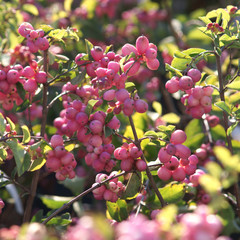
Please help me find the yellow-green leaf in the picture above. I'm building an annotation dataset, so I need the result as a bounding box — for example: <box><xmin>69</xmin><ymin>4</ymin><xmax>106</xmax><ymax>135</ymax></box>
<box><xmin>22</xmin><ymin>4</ymin><xmax>39</xmax><ymax>16</ymax></box>
<box><xmin>162</xmin><ymin>113</ymin><xmax>180</xmax><ymax>124</ymax></box>
<box><xmin>29</xmin><ymin>158</ymin><xmax>46</xmax><ymax>172</ymax></box>
<box><xmin>21</xmin><ymin>125</ymin><xmax>31</xmax><ymax>144</ymax></box>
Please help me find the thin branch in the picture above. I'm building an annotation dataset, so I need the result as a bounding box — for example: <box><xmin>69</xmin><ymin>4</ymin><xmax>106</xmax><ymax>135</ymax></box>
<box><xmin>215</xmin><ymin>52</ymin><xmax>240</xmax><ymax>218</ymax></box>
<box><xmin>128</xmin><ymin>116</ymin><xmax>166</xmax><ymax>207</ymax></box>
<box><xmin>42</xmin><ymin>171</ymin><xmax>127</xmax><ymax>224</ymax></box>
<box><xmin>47</xmin><ymin>91</ymin><xmax>70</xmax><ymax>109</ymax></box>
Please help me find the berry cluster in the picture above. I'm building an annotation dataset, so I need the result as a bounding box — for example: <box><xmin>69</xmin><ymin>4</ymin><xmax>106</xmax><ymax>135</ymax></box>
<box><xmin>45</xmin><ymin>135</ymin><xmax>77</xmax><ymax>180</ymax></box>
<box><xmin>22</xmin><ymin>61</ymin><xmax>47</xmax><ymax>92</ymax></box>
<box><xmin>165</xmin><ymin>68</ymin><xmax>214</xmax><ymax>119</ymax></box>
<box><xmin>205</xmin><ymin>114</ymin><xmax>220</xmax><ymax>127</ymax></box>
<box><xmin>114</xmin><ymin>142</ymin><xmax>147</xmax><ymax>172</ymax></box>
<box><xmin>122</xmin><ymin>35</ymin><xmax>160</xmax><ymax>72</ymax></box>
<box><xmin>157</xmin><ymin>130</ymin><xmax>198</xmax><ymax>181</ymax></box>
<box><xmin>103</xmin><ymin>88</ymin><xmax>148</xmax><ymax>116</ymax></box>
<box><xmin>179</xmin><ymin>205</ymin><xmax>222</xmax><ymax>240</ymax></box>
<box><xmin>207</xmin><ymin>22</ymin><xmax>224</xmax><ymax>33</ymax></box>
<box><xmin>195</xmin><ymin>140</ymin><xmax>225</xmax><ymax>166</ymax></box>
<box><xmin>92</xmin><ymin>172</ymin><xmax>125</xmax><ymax>202</ymax></box>
<box><xmin>18</xmin><ymin>22</ymin><xmax>49</xmax><ymax>53</ymax></box>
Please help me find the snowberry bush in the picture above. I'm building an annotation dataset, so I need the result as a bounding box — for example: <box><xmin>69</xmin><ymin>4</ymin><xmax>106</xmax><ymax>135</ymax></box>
<box><xmin>0</xmin><ymin>1</ymin><xmax>240</xmax><ymax>240</ymax></box>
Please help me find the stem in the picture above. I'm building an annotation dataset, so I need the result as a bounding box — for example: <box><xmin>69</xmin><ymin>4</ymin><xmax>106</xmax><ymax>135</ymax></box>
<box><xmin>23</xmin><ymin>50</ymin><xmax>49</xmax><ymax>223</ymax></box>
<box><xmin>128</xmin><ymin>116</ymin><xmax>166</xmax><ymax>207</ymax></box>
<box><xmin>47</xmin><ymin>91</ymin><xmax>70</xmax><ymax>110</ymax></box>
<box><xmin>42</xmin><ymin>171</ymin><xmax>127</xmax><ymax>224</ymax></box>
<box><xmin>215</xmin><ymin>53</ymin><xmax>240</xmax><ymax>218</ymax></box>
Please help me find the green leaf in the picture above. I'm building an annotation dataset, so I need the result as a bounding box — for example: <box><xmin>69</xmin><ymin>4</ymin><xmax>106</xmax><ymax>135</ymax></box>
<box><xmin>184</xmin><ymin>133</ymin><xmax>205</xmax><ymax>151</ymax></box>
<box><xmin>227</xmin><ymin>122</ymin><xmax>238</xmax><ymax>136</ymax></box>
<box><xmin>165</xmin><ymin>63</ymin><xmax>182</xmax><ymax>77</ymax></box>
<box><xmin>106</xmin><ymin>199</ymin><xmax>128</xmax><ymax>222</ymax></box>
<box><xmin>104</xmin><ymin>45</ymin><xmax>113</xmax><ymax>53</ymax></box>
<box><xmin>121</xmin><ymin>172</ymin><xmax>141</xmax><ymax>200</ymax></box>
<box><xmin>16</xmin><ymin>82</ymin><xmax>26</xmax><ymax>101</ymax></box>
<box><xmin>162</xmin><ymin>113</ymin><xmax>180</xmax><ymax>124</ymax></box>
<box><xmin>61</xmin><ymin>177</ymin><xmax>85</xmax><ymax>195</ymax></box>
<box><xmin>29</xmin><ymin>158</ymin><xmax>46</xmax><ymax>172</ymax></box>
<box><xmin>21</xmin><ymin>125</ymin><xmax>31</xmax><ymax>144</ymax></box>
<box><xmin>6</xmin><ymin>117</ymin><xmax>15</xmax><ymax>131</ymax></box>
<box><xmin>45</xmin><ymin>212</ymin><xmax>71</xmax><ymax>226</ymax></box>
<box><xmin>182</xmin><ymin>48</ymin><xmax>207</xmax><ymax>57</ymax></box>
<box><xmin>105</xmin><ymin>112</ymin><xmax>114</xmax><ymax>124</ymax></box>
<box><xmin>29</xmin><ymin>141</ymin><xmax>42</xmax><ymax>151</ymax></box>
<box><xmin>214</xmin><ymin>146</ymin><xmax>240</xmax><ymax>172</ymax></box>
<box><xmin>125</xmin><ymin>82</ymin><xmax>136</xmax><ymax>92</ymax></box>
<box><xmin>22</xmin><ymin>4</ymin><xmax>39</xmax><ymax>16</ymax></box>
<box><xmin>199</xmin><ymin>174</ymin><xmax>221</xmax><ymax>193</ymax></box>
<box><xmin>104</xmin><ymin>126</ymin><xmax>113</xmax><ymax>138</ymax></box>
<box><xmin>227</xmin><ymin>79</ymin><xmax>240</xmax><ymax>90</ymax></box>
<box><xmin>49</xmin><ymin>29</ymin><xmax>66</xmax><ymax>40</ymax></box>
<box><xmin>6</xmin><ymin>139</ymin><xmax>31</xmax><ymax>176</ymax></box>
<box><xmin>171</xmin><ymin>58</ymin><xmax>191</xmax><ymax>71</ymax></box>
<box><xmin>210</xmin><ymin>124</ymin><xmax>226</xmax><ymax>140</ymax></box>
<box><xmin>64</xmin><ymin>28</ymin><xmax>79</xmax><ymax>41</ymax></box>
<box><xmin>71</xmin><ymin>70</ymin><xmax>86</xmax><ymax>85</ymax></box>
<box><xmin>85</xmin><ymin>99</ymin><xmax>99</xmax><ymax>116</ymax></box>
<box><xmin>85</xmin><ymin>39</ymin><xmax>94</xmax><ymax>56</ymax></box>
<box><xmin>157</xmin><ymin>125</ymin><xmax>176</xmax><ymax>138</ymax></box>
<box><xmin>0</xmin><ymin>148</ymin><xmax>8</xmax><ymax>161</ymax></box>
<box><xmin>65</xmin><ymin>143</ymin><xmax>75</xmax><ymax>152</ymax></box>
<box><xmin>39</xmin><ymin>25</ymin><xmax>53</xmax><ymax>33</ymax></box>
<box><xmin>31</xmin><ymin>209</ymin><xmax>44</xmax><ymax>223</ymax></box>
<box><xmin>40</xmin><ymin>195</ymin><xmax>72</xmax><ymax>209</ymax></box>
<box><xmin>0</xmin><ymin>113</ymin><xmax>6</xmax><ymax>135</ymax></box>
<box><xmin>152</xmin><ymin>101</ymin><xmax>162</xmax><ymax>115</ymax></box>
<box><xmin>16</xmin><ymin>99</ymin><xmax>30</xmax><ymax>112</ymax></box>
<box><xmin>144</xmin><ymin>131</ymin><xmax>158</xmax><ymax>139</ymax></box>
<box><xmin>214</xmin><ymin>101</ymin><xmax>232</xmax><ymax>116</ymax></box>
<box><xmin>158</xmin><ymin>183</ymin><xmax>185</xmax><ymax>204</ymax></box>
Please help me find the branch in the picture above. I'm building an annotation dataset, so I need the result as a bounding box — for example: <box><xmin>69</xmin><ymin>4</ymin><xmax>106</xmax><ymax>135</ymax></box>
<box><xmin>215</xmin><ymin>52</ymin><xmax>240</xmax><ymax>218</ymax></box>
<box><xmin>128</xmin><ymin>116</ymin><xmax>166</xmax><ymax>207</ymax></box>
<box><xmin>42</xmin><ymin>171</ymin><xmax>127</xmax><ymax>224</ymax></box>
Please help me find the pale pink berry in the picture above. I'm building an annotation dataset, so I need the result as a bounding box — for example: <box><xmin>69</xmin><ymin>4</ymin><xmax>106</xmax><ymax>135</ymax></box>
<box><xmin>145</xmin><ymin>48</ymin><xmax>157</xmax><ymax>59</ymax></box>
<box><xmin>165</xmin><ymin>78</ymin><xmax>179</xmax><ymax>93</ymax></box>
<box><xmin>136</xmin><ymin>36</ymin><xmax>149</xmax><ymax>54</ymax></box>
<box><xmin>107</xmin><ymin>116</ymin><xmax>120</xmax><ymax>130</ymax></box>
<box><xmin>0</xmin><ymin>70</ymin><xmax>6</xmax><ymax>81</ymax></box>
<box><xmin>179</xmin><ymin>76</ymin><xmax>193</xmax><ymax>91</ymax></box>
<box><xmin>166</xmin><ymin>143</ymin><xmax>176</xmax><ymax>155</ymax></box>
<box><xmin>35</xmin><ymin>71</ymin><xmax>47</xmax><ymax>83</ymax></box>
<box><xmin>46</xmin><ymin>157</ymin><xmax>61</xmax><ymax>172</ymax></box>
<box><xmin>123</xmin><ymin>60</ymin><xmax>140</xmax><ymax>76</ymax></box>
<box><xmin>157</xmin><ymin>166</ymin><xmax>172</xmax><ymax>181</ymax></box>
<box><xmin>54</xmin><ymin>145</ymin><xmax>67</xmax><ymax>158</ymax></box>
<box><xmin>165</xmin><ymin>156</ymin><xmax>179</xmax><ymax>171</ymax></box>
<box><xmin>35</xmin><ymin>37</ymin><xmax>49</xmax><ymax>51</ymax></box>
<box><xmin>190</xmin><ymin>105</ymin><xmax>205</xmax><ymax>119</ymax></box>
<box><xmin>188</xmin><ymin>154</ymin><xmax>198</xmax><ymax>165</ymax></box>
<box><xmin>136</xmin><ymin>159</ymin><xmax>147</xmax><ymax>171</ymax></box>
<box><xmin>203</xmin><ymin>86</ymin><xmax>213</xmax><ymax>96</ymax></box>
<box><xmin>103</xmin><ymin>89</ymin><xmax>116</xmax><ymax>101</ymax></box>
<box><xmin>115</xmin><ymin>89</ymin><xmax>129</xmax><ymax>103</ymax></box>
<box><xmin>61</xmin><ymin>152</ymin><xmax>74</xmax><ymax>165</ymax></box>
<box><xmin>120</xmin><ymin>159</ymin><xmax>133</xmax><ymax>171</ymax></box>
<box><xmin>108</xmin><ymin>61</ymin><xmax>120</xmax><ymax>73</ymax></box>
<box><xmin>75</xmin><ymin>53</ymin><xmax>88</xmax><ymax>65</ymax></box>
<box><xmin>206</xmin><ymin>115</ymin><xmax>220</xmax><ymax>127</ymax></box>
<box><xmin>183</xmin><ymin>164</ymin><xmax>197</xmax><ymax>175</ymax></box>
<box><xmin>91</xmin><ymin>46</ymin><xmax>104</xmax><ymax>61</ymax></box>
<box><xmin>23</xmin><ymin>79</ymin><xmax>38</xmax><ymax>92</ymax></box>
<box><xmin>158</xmin><ymin>147</ymin><xmax>172</xmax><ymax>163</ymax></box>
<box><xmin>121</xmin><ymin>43</ymin><xmax>138</xmax><ymax>56</ymax></box>
<box><xmin>23</xmin><ymin>66</ymin><xmax>35</xmax><ymax>78</ymax></box>
<box><xmin>75</xmin><ymin>112</ymin><xmax>88</xmax><ymax>126</ymax></box>
<box><xmin>89</xmin><ymin>120</ymin><xmax>103</xmax><ymax>134</ymax></box>
<box><xmin>146</xmin><ymin>58</ymin><xmax>160</xmax><ymax>70</ymax></box>
<box><xmin>18</xmin><ymin>22</ymin><xmax>34</xmax><ymax>37</ymax></box>
<box><xmin>27</xmin><ymin>40</ymin><xmax>38</xmax><ymax>53</ymax></box>
<box><xmin>187</xmin><ymin>95</ymin><xmax>199</xmax><ymax>107</ymax></box>
<box><xmin>103</xmin><ymin>189</ymin><xmax>113</xmax><ymax>201</ymax></box>
<box><xmin>175</xmin><ymin>144</ymin><xmax>191</xmax><ymax>159</ymax></box>
<box><xmin>134</xmin><ymin>99</ymin><xmax>148</xmax><ymax>113</ymax></box>
<box><xmin>50</xmin><ymin>135</ymin><xmax>64</xmax><ymax>148</ymax></box>
<box><xmin>7</xmin><ymin>69</ymin><xmax>20</xmax><ymax>84</ymax></box>
<box><xmin>88</xmin><ymin>135</ymin><xmax>103</xmax><ymax>147</ymax></box>
<box><xmin>170</xmin><ymin>130</ymin><xmax>187</xmax><ymax>144</ymax></box>
<box><xmin>187</xmin><ymin>68</ymin><xmax>201</xmax><ymax>83</ymax></box>
<box><xmin>172</xmin><ymin>167</ymin><xmax>186</xmax><ymax>181</ymax></box>
<box><xmin>192</xmin><ymin>86</ymin><xmax>204</xmax><ymax>99</ymax></box>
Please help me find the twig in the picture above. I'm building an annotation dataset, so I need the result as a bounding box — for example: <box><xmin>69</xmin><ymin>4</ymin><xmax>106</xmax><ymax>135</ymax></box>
<box><xmin>215</xmin><ymin>52</ymin><xmax>240</xmax><ymax>218</ymax></box>
<box><xmin>128</xmin><ymin>116</ymin><xmax>166</xmax><ymax>207</ymax></box>
<box><xmin>23</xmin><ymin>50</ymin><xmax>49</xmax><ymax>223</ymax></box>
<box><xmin>42</xmin><ymin>171</ymin><xmax>127</xmax><ymax>224</ymax></box>
<box><xmin>47</xmin><ymin>91</ymin><xmax>70</xmax><ymax>109</ymax></box>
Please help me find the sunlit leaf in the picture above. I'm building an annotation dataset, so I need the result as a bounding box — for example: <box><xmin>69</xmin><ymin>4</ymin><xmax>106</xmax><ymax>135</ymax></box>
<box><xmin>21</xmin><ymin>125</ymin><xmax>31</xmax><ymax>144</ymax></box>
<box><xmin>40</xmin><ymin>195</ymin><xmax>72</xmax><ymax>209</ymax></box>
<box><xmin>29</xmin><ymin>158</ymin><xmax>46</xmax><ymax>172</ymax></box>
<box><xmin>22</xmin><ymin>4</ymin><xmax>39</xmax><ymax>16</ymax></box>
<box><xmin>106</xmin><ymin>199</ymin><xmax>128</xmax><ymax>222</ymax></box>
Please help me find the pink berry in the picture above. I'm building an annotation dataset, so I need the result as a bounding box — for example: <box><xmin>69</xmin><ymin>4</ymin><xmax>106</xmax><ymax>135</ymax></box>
<box><xmin>91</xmin><ymin>46</ymin><xmax>104</xmax><ymax>61</ymax></box>
<box><xmin>23</xmin><ymin>79</ymin><xmax>38</xmax><ymax>92</ymax></box>
<box><xmin>123</xmin><ymin>60</ymin><xmax>140</xmax><ymax>76</ymax></box>
<box><xmin>107</xmin><ymin>116</ymin><xmax>120</xmax><ymax>130</ymax></box>
<box><xmin>103</xmin><ymin>89</ymin><xmax>116</xmax><ymax>101</ymax></box>
<box><xmin>115</xmin><ymin>89</ymin><xmax>129</xmax><ymax>103</ymax></box>
<box><xmin>35</xmin><ymin>37</ymin><xmax>49</xmax><ymax>51</ymax></box>
<box><xmin>134</xmin><ymin>99</ymin><xmax>148</xmax><ymax>113</ymax></box>
<box><xmin>0</xmin><ymin>70</ymin><xmax>6</xmax><ymax>81</ymax></box>
<box><xmin>75</xmin><ymin>112</ymin><xmax>89</xmax><ymax>126</ymax></box>
<box><xmin>145</xmin><ymin>48</ymin><xmax>157</xmax><ymax>59</ymax></box>
<box><xmin>89</xmin><ymin>120</ymin><xmax>103</xmax><ymax>134</ymax></box>
<box><xmin>157</xmin><ymin>166</ymin><xmax>172</xmax><ymax>181</ymax></box>
<box><xmin>172</xmin><ymin>167</ymin><xmax>186</xmax><ymax>181</ymax></box>
<box><xmin>166</xmin><ymin>143</ymin><xmax>176</xmax><ymax>155</ymax></box>
<box><xmin>35</xmin><ymin>71</ymin><xmax>47</xmax><ymax>83</ymax></box>
<box><xmin>136</xmin><ymin>36</ymin><xmax>149</xmax><ymax>54</ymax></box>
<box><xmin>170</xmin><ymin>130</ymin><xmax>187</xmax><ymax>144</ymax></box>
<box><xmin>146</xmin><ymin>58</ymin><xmax>160</xmax><ymax>70</ymax></box>
<box><xmin>175</xmin><ymin>144</ymin><xmax>191</xmax><ymax>159</ymax></box>
<box><xmin>121</xmin><ymin>43</ymin><xmax>138</xmax><ymax>56</ymax></box>
<box><xmin>136</xmin><ymin>159</ymin><xmax>147</xmax><ymax>171</ymax></box>
<box><xmin>7</xmin><ymin>69</ymin><xmax>20</xmax><ymax>84</ymax></box>
<box><xmin>187</xmin><ymin>69</ymin><xmax>201</xmax><ymax>83</ymax></box>
<box><xmin>179</xmin><ymin>76</ymin><xmax>193</xmax><ymax>91</ymax></box>
<box><xmin>165</xmin><ymin>78</ymin><xmax>179</xmax><ymax>93</ymax></box>
<box><xmin>18</xmin><ymin>22</ymin><xmax>34</xmax><ymax>37</ymax></box>
<box><xmin>50</xmin><ymin>135</ymin><xmax>64</xmax><ymax>148</ymax></box>
<box><xmin>158</xmin><ymin>147</ymin><xmax>172</xmax><ymax>163</ymax></box>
